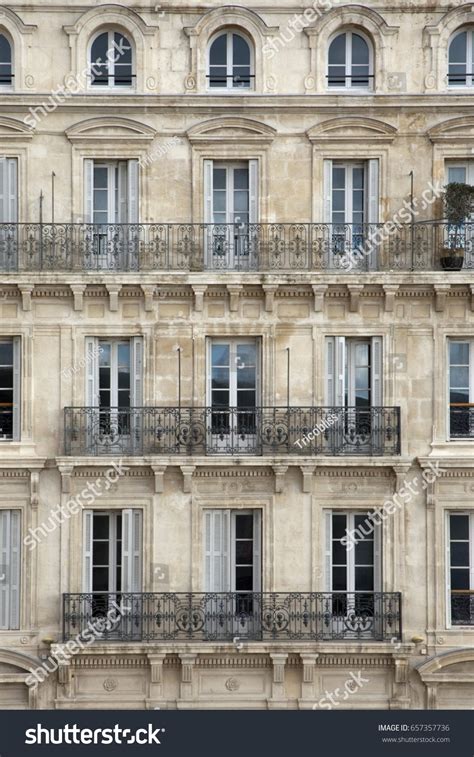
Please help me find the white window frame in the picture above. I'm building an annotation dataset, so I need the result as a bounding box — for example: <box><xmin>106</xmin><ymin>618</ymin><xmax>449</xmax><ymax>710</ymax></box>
<box><xmin>88</xmin><ymin>29</ymin><xmax>135</xmax><ymax>91</ymax></box>
<box><xmin>331</xmin><ymin>161</ymin><xmax>366</xmax><ymax>225</ymax></box>
<box><xmin>0</xmin><ymin>32</ymin><xmax>13</xmax><ymax>90</ymax></box>
<box><xmin>327</xmin><ymin>29</ymin><xmax>374</xmax><ymax>92</ymax></box>
<box><xmin>207</xmin><ymin>29</ymin><xmax>254</xmax><ymax>92</ymax></box>
<box><xmin>85</xmin><ymin>336</ymin><xmax>143</xmax><ymax>408</ymax></box>
<box><xmin>326</xmin><ymin>336</ymin><xmax>382</xmax><ymax>407</ymax></box>
<box><xmin>83</xmin><ymin>508</ymin><xmax>142</xmax><ymax>594</ymax></box>
<box><xmin>445</xmin><ymin>161</ymin><xmax>474</xmax><ymax>187</ymax></box>
<box><xmin>204</xmin><ymin>508</ymin><xmax>262</xmax><ymax>593</ymax></box>
<box><xmin>447</xmin><ymin>338</ymin><xmax>474</xmax><ymax>441</ymax></box>
<box><xmin>206</xmin><ymin>337</ymin><xmax>260</xmax><ymax>409</ymax></box>
<box><xmin>448</xmin><ymin>28</ymin><xmax>474</xmax><ymax>88</ymax></box>
<box><xmin>325</xmin><ymin>510</ymin><xmax>382</xmax><ymax>593</ymax></box>
<box><xmin>0</xmin><ymin>337</ymin><xmax>20</xmax><ymax>442</ymax></box>
<box><xmin>446</xmin><ymin>511</ymin><xmax>474</xmax><ymax>627</ymax></box>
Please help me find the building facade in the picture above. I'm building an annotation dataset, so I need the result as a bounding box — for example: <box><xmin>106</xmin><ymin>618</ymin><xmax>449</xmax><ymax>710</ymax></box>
<box><xmin>0</xmin><ymin>0</ymin><xmax>473</xmax><ymax>710</ymax></box>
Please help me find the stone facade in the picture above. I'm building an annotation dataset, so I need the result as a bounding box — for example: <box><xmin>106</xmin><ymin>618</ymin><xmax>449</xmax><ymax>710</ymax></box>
<box><xmin>0</xmin><ymin>0</ymin><xmax>473</xmax><ymax>710</ymax></box>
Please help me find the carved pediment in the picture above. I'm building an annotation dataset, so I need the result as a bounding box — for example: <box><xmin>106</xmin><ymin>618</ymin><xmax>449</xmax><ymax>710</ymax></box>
<box><xmin>418</xmin><ymin>650</ymin><xmax>474</xmax><ymax>682</ymax></box>
<box><xmin>0</xmin><ymin>116</ymin><xmax>34</xmax><ymax>139</ymax></box>
<box><xmin>187</xmin><ymin>117</ymin><xmax>276</xmax><ymax>145</ymax></box>
<box><xmin>429</xmin><ymin>116</ymin><xmax>474</xmax><ymax>143</ymax></box>
<box><xmin>307</xmin><ymin>117</ymin><xmax>397</xmax><ymax>144</ymax></box>
<box><xmin>66</xmin><ymin>117</ymin><xmax>156</xmax><ymax>143</ymax></box>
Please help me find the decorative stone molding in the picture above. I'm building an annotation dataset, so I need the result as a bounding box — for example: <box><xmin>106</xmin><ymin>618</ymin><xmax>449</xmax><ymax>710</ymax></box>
<box><xmin>304</xmin><ymin>6</ymin><xmax>399</xmax><ymax>94</ymax></box>
<box><xmin>269</xmin><ymin>653</ymin><xmax>288</xmax><ymax>703</ymax></box>
<box><xmin>179</xmin><ymin>653</ymin><xmax>197</xmax><ymax>701</ymax></box>
<box><xmin>29</xmin><ymin>470</ymin><xmax>40</xmax><ymax>509</ymax></box>
<box><xmin>423</xmin><ymin>5</ymin><xmax>474</xmax><ymax>93</ymax></box>
<box><xmin>187</xmin><ymin>117</ymin><xmax>276</xmax><ymax>146</ymax></box>
<box><xmin>183</xmin><ymin>7</ymin><xmax>279</xmax><ymax>94</ymax></box>
<box><xmin>0</xmin><ymin>9</ymin><xmax>36</xmax><ymax>92</ymax></box>
<box><xmin>63</xmin><ymin>5</ymin><xmax>159</xmax><ymax>94</ymax></box>
<box><xmin>307</xmin><ymin>117</ymin><xmax>397</xmax><ymax>145</ymax></box>
<box><xmin>66</xmin><ymin>117</ymin><xmax>156</xmax><ymax>145</ymax></box>
<box><xmin>58</xmin><ymin>465</ymin><xmax>74</xmax><ymax>495</ymax></box>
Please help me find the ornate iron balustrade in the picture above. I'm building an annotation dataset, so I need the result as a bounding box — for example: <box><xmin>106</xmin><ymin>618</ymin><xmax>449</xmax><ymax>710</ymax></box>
<box><xmin>451</xmin><ymin>591</ymin><xmax>474</xmax><ymax>625</ymax></box>
<box><xmin>63</xmin><ymin>406</ymin><xmax>401</xmax><ymax>456</ymax></box>
<box><xmin>0</xmin><ymin>221</ymin><xmax>473</xmax><ymax>272</ymax></box>
<box><xmin>63</xmin><ymin>592</ymin><xmax>402</xmax><ymax>642</ymax></box>
<box><xmin>449</xmin><ymin>405</ymin><xmax>474</xmax><ymax>439</ymax></box>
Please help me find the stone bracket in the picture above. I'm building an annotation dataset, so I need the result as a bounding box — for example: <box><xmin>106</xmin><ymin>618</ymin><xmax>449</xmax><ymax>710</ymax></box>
<box><xmin>151</xmin><ymin>465</ymin><xmax>167</xmax><ymax>493</ymax></box>
<box><xmin>263</xmin><ymin>284</ymin><xmax>278</xmax><ymax>313</ymax></box>
<box><xmin>312</xmin><ymin>285</ymin><xmax>327</xmax><ymax>313</ymax></box>
<box><xmin>383</xmin><ymin>284</ymin><xmax>399</xmax><ymax>312</ymax></box>
<box><xmin>272</xmin><ymin>465</ymin><xmax>288</xmax><ymax>493</ymax></box>
<box><xmin>58</xmin><ymin>464</ymin><xmax>74</xmax><ymax>494</ymax></box>
<box><xmin>141</xmin><ymin>285</ymin><xmax>156</xmax><ymax>312</ymax></box>
<box><xmin>18</xmin><ymin>284</ymin><xmax>34</xmax><ymax>311</ymax></box>
<box><xmin>192</xmin><ymin>285</ymin><xmax>207</xmax><ymax>312</ymax></box>
<box><xmin>300</xmin><ymin>465</ymin><xmax>315</xmax><ymax>493</ymax></box>
<box><xmin>30</xmin><ymin>470</ymin><xmax>40</xmax><ymax>509</ymax></box>
<box><xmin>227</xmin><ymin>285</ymin><xmax>242</xmax><ymax>312</ymax></box>
<box><xmin>70</xmin><ymin>285</ymin><xmax>86</xmax><ymax>312</ymax></box>
<box><xmin>347</xmin><ymin>284</ymin><xmax>364</xmax><ymax>312</ymax></box>
<box><xmin>434</xmin><ymin>284</ymin><xmax>450</xmax><ymax>312</ymax></box>
<box><xmin>180</xmin><ymin>465</ymin><xmax>195</xmax><ymax>493</ymax></box>
<box><xmin>106</xmin><ymin>284</ymin><xmax>122</xmax><ymax>312</ymax></box>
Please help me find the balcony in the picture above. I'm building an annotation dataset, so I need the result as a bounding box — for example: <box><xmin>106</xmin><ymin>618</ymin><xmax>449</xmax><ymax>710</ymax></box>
<box><xmin>63</xmin><ymin>592</ymin><xmax>402</xmax><ymax>642</ymax></box>
<box><xmin>0</xmin><ymin>221</ymin><xmax>472</xmax><ymax>272</ymax></box>
<box><xmin>63</xmin><ymin>406</ymin><xmax>401</xmax><ymax>456</ymax></box>
<box><xmin>449</xmin><ymin>405</ymin><xmax>474</xmax><ymax>439</ymax></box>
<box><xmin>451</xmin><ymin>591</ymin><xmax>474</xmax><ymax>625</ymax></box>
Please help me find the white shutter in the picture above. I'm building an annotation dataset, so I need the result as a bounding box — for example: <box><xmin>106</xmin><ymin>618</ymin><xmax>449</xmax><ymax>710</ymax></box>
<box><xmin>323</xmin><ymin>160</ymin><xmax>333</xmax><ymax>223</ymax></box>
<box><xmin>9</xmin><ymin>510</ymin><xmax>20</xmax><ymax>629</ymax></box>
<box><xmin>131</xmin><ymin>336</ymin><xmax>143</xmax><ymax>407</ymax></box>
<box><xmin>83</xmin><ymin>510</ymin><xmax>93</xmax><ymax>592</ymax></box>
<box><xmin>0</xmin><ymin>159</ymin><xmax>17</xmax><ymax>223</ymax></box>
<box><xmin>84</xmin><ymin>159</ymin><xmax>94</xmax><ymax>223</ymax></box>
<box><xmin>85</xmin><ymin>337</ymin><xmax>99</xmax><ymax>407</ymax></box>
<box><xmin>373</xmin><ymin>520</ymin><xmax>382</xmax><ymax>592</ymax></box>
<box><xmin>367</xmin><ymin>159</ymin><xmax>379</xmax><ymax>224</ymax></box>
<box><xmin>203</xmin><ymin>160</ymin><xmax>213</xmax><ymax>223</ymax></box>
<box><xmin>122</xmin><ymin>509</ymin><xmax>142</xmax><ymax>592</ymax></box>
<box><xmin>118</xmin><ymin>161</ymin><xmax>128</xmax><ymax>224</ymax></box>
<box><xmin>204</xmin><ymin>510</ymin><xmax>230</xmax><ymax>591</ymax></box>
<box><xmin>12</xmin><ymin>336</ymin><xmax>20</xmax><ymax>441</ymax></box>
<box><xmin>249</xmin><ymin>159</ymin><xmax>258</xmax><ymax>224</ymax></box>
<box><xmin>127</xmin><ymin>159</ymin><xmax>139</xmax><ymax>223</ymax></box>
<box><xmin>253</xmin><ymin>510</ymin><xmax>262</xmax><ymax>592</ymax></box>
<box><xmin>446</xmin><ymin>514</ymin><xmax>452</xmax><ymax>626</ymax></box>
<box><xmin>324</xmin><ymin>511</ymin><xmax>332</xmax><ymax>592</ymax></box>
<box><xmin>0</xmin><ymin>510</ymin><xmax>10</xmax><ymax>628</ymax></box>
<box><xmin>326</xmin><ymin>337</ymin><xmax>335</xmax><ymax>405</ymax></box>
<box><xmin>335</xmin><ymin>337</ymin><xmax>345</xmax><ymax>407</ymax></box>
<box><xmin>7</xmin><ymin>159</ymin><xmax>17</xmax><ymax>223</ymax></box>
<box><xmin>371</xmin><ymin>336</ymin><xmax>383</xmax><ymax>406</ymax></box>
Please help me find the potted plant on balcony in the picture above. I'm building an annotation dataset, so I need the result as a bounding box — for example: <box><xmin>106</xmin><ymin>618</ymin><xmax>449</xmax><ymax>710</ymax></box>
<box><xmin>440</xmin><ymin>182</ymin><xmax>474</xmax><ymax>271</ymax></box>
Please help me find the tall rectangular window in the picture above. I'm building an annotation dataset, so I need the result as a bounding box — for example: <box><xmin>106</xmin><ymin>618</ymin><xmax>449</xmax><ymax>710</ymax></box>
<box><xmin>448</xmin><ymin>340</ymin><xmax>474</xmax><ymax>438</ymax></box>
<box><xmin>449</xmin><ymin>513</ymin><xmax>474</xmax><ymax>625</ymax></box>
<box><xmin>0</xmin><ymin>338</ymin><xmax>20</xmax><ymax>441</ymax></box>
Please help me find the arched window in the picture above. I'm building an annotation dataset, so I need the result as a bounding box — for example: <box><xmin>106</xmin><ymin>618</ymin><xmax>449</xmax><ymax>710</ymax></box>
<box><xmin>0</xmin><ymin>33</ymin><xmax>12</xmax><ymax>86</ymax></box>
<box><xmin>449</xmin><ymin>29</ymin><xmax>474</xmax><ymax>87</ymax></box>
<box><xmin>89</xmin><ymin>30</ymin><xmax>134</xmax><ymax>88</ymax></box>
<box><xmin>328</xmin><ymin>31</ymin><xmax>373</xmax><ymax>90</ymax></box>
<box><xmin>208</xmin><ymin>30</ymin><xmax>253</xmax><ymax>90</ymax></box>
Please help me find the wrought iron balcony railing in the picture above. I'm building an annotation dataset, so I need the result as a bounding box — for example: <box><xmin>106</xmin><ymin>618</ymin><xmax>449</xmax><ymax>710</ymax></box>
<box><xmin>451</xmin><ymin>590</ymin><xmax>474</xmax><ymax>625</ymax></box>
<box><xmin>449</xmin><ymin>404</ymin><xmax>474</xmax><ymax>439</ymax></box>
<box><xmin>0</xmin><ymin>221</ymin><xmax>473</xmax><ymax>272</ymax></box>
<box><xmin>63</xmin><ymin>591</ymin><xmax>402</xmax><ymax>642</ymax></box>
<box><xmin>63</xmin><ymin>406</ymin><xmax>401</xmax><ymax>456</ymax></box>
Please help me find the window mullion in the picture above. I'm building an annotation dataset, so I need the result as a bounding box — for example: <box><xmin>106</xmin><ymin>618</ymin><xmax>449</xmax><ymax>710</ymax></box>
<box><xmin>227</xmin><ymin>32</ymin><xmax>232</xmax><ymax>88</ymax></box>
<box><xmin>346</xmin><ymin>33</ymin><xmax>351</xmax><ymax>87</ymax></box>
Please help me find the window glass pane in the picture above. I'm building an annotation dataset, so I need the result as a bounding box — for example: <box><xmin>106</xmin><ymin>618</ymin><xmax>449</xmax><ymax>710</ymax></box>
<box><xmin>450</xmin><ymin>366</ymin><xmax>469</xmax><ymax>388</ymax></box>
<box><xmin>329</xmin><ymin>34</ymin><xmax>346</xmax><ymax>65</ymax></box>
<box><xmin>0</xmin><ymin>342</ymin><xmax>13</xmax><ymax>365</ymax></box>
<box><xmin>332</xmin><ymin>514</ymin><xmax>347</xmax><ymax>539</ymax></box>
<box><xmin>236</xmin><ymin>514</ymin><xmax>253</xmax><ymax>538</ymax></box>
<box><xmin>355</xmin><ymin>539</ymin><xmax>374</xmax><ymax>565</ymax></box>
<box><xmin>114</xmin><ymin>33</ymin><xmax>132</xmax><ymax>64</ymax></box>
<box><xmin>233</xmin><ymin>34</ymin><xmax>250</xmax><ymax>65</ymax></box>
<box><xmin>332</xmin><ymin>540</ymin><xmax>346</xmax><ymax>565</ymax></box>
<box><xmin>448</xmin><ymin>167</ymin><xmax>467</xmax><ymax>184</ymax></box>
<box><xmin>212</xmin><ymin>344</ymin><xmax>229</xmax><ymax>365</ymax></box>
<box><xmin>450</xmin><ymin>542</ymin><xmax>470</xmax><ymax>566</ymax></box>
<box><xmin>212</xmin><ymin>367</ymin><xmax>229</xmax><ymax>390</ymax></box>
<box><xmin>352</xmin><ymin>34</ymin><xmax>369</xmax><ymax>65</ymax></box>
<box><xmin>0</xmin><ymin>35</ymin><xmax>11</xmax><ymax>63</ymax></box>
<box><xmin>93</xmin><ymin>514</ymin><xmax>109</xmax><ymax>539</ymax></box>
<box><xmin>332</xmin><ymin>566</ymin><xmax>346</xmax><ymax>591</ymax></box>
<box><xmin>93</xmin><ymin>541</ymin><xmax>109</xmax><ymax>564</ymax></box>
<box><xmin>450</xmin><ymin>514</ymin><xmax>469</xmax><ymax>540</ymax></box>
<box><xmin>235</xmin><ymin>541</ymin><xmax>253</xmax><ymax>563</ymax></box>
<box><xmin>449</xmin><ymin>32</ymin><xmax>467</xmax><ymax>63</ymax></box>
<box><xmin>450</xmin><ymin>341</ymin><xmax>469</xmax><ymax>365</ymax></box>
<box><xmin>235</xmin><ymin>566</ymin><xmax>253</xmax><ymax>591</ymax></box>
<box><xmin>210</xmin><ymin>34</ymin><xmax>227</xmax><ymax>66</ymax></box>
<box><xmin>213</xmin><ymin>168</ymin><xmax>226</xmax><ymax>190</ymax></box>
<box><xmin>451</xmin><ymin>569</ymin><xmax>470</xmax><ymax>590</ymax></box>
<box><xmin>333</xmin><ymin>166</ymin><xmax>346</xmax><ymax>189</ymax></box>
<box><xmin>237</xmin><ymin>390</ymin><xmax>256</xmax><ymax>408</ymax></box>
<box><xmin>354</xmin><ymin>566</ymin><xmax>374</xmax><ymax>591</ymax></box>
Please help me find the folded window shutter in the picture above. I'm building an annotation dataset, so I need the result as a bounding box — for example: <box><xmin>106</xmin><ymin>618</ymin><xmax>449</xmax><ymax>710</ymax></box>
<box><xmin>326</xmin><ymin>337</ymin><xmax>335</xmax><ymax>405</ymax></box>
<box><xmin>9</xmin><ymin>510</ymin><xmax>20</xmax><ymax>629</ymax></box>
<box><xmin>84</xmin><ymin>159</ymin><xmax>94</xmax><ymax>223</ymax></box>
<box><xmin>371</xmin><ymin>336</ymin><xmax>383</xmax><ymax>406</ymax></box>
<box><xmin>323</xmin><ymin>160</ymin><xmax>333</xmax><ymax>224</ymax></box>
<box><xmin>253</xmin><ymin>510</ymin><xmax>262</xmax><ymax>591</ymax></box>
<box><xmin>367</xmin><ymin>159</ymin><xmax>379</xmax><ymax>224</ymax></box>
<box><xmin>7</xmin><ymin>159</ymin><xmax>17</xmax><ymax>223</ymax></box>
<box><xmin>203</xmin><ymin>160</ymin><xmax>213</xmax><ymax>224</ymax></box>
<box><xmin>131</xmin><ymin>336</ymin><xmax>143</xmax><ymax>407</ymax></box>
<box><xmin>127</xmin><ymin>159</ymin><xmax>139</xmax><ymax>223</ymax></box>
<box><xmin>0</xmin><ymin>511</ymin><xmax>10</xmax><ymax>628</ymax></box>
<box><xmin>122</xmin><ymin>509</ymin><xmax>142</xmax><ymax>592</ymax></box>
<box><xmin>204</xmin><ymin>510</ymin><xmax>230</xmax><ymax>591</ymax></box>
<box><xmin>324</xmin><ymin>511</ymin><xmax>332</xmax><ymax>592</ymax></box>
<box><xmin>249</xmin><ymin>159</ymin><xmax>258</xmax><ymax>224</ymax></box>
<box><xmin>85</xmin><ymin>337</ymin><xmax>99</xmax><ymax>407</ymax></box>
<box><xmin>118</xmin><ymin>161</ymin><xmax>128</xmax><ymax>224</ymax></box>
<box><xmin>335</xmin><ymin>336</ymin><xmax>346</xmax><ymax>407</ymax></box>
<box><xmin>83</xmin><ymin>510</ymin><xmax>93</xmax><ymax>592</ymax></box>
